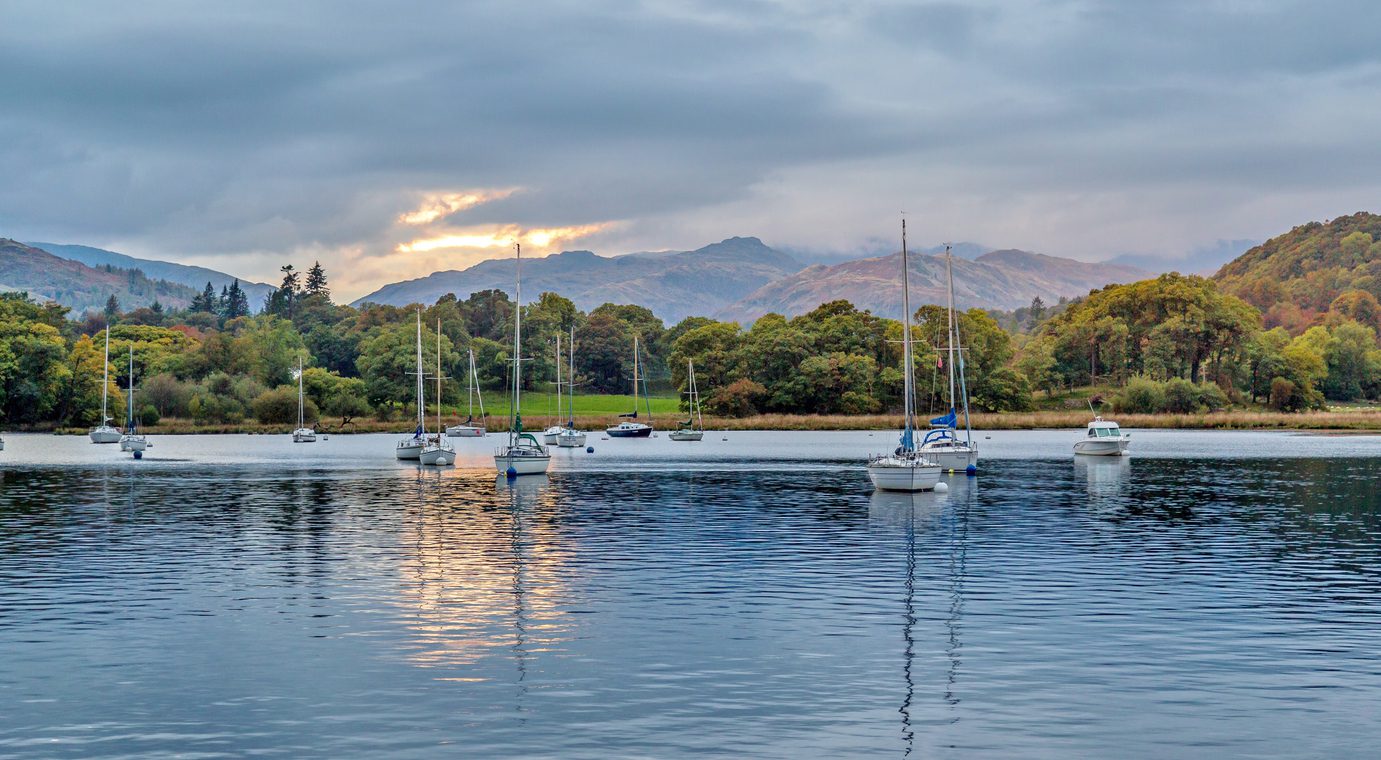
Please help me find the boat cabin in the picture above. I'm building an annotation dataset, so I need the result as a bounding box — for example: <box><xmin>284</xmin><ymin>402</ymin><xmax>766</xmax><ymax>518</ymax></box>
<box><xmin>1086</xmin><ymin>417</ymin><xmax>1124</xmax><ymax>438</ymax></box>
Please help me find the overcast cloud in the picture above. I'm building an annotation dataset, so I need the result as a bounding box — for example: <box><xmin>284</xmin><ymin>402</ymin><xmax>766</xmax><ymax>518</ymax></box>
<box><xmin>2</xmin><ymin>0</ymin><xmax>1379</xmax><ymax>299</ymax></box>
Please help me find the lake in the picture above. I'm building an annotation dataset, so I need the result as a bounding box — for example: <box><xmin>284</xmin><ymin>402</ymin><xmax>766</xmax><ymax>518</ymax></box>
<box><xmin>2</xmin><ymin>430</ymin><xmax>1380</xmax><ymax>757</ymax></box>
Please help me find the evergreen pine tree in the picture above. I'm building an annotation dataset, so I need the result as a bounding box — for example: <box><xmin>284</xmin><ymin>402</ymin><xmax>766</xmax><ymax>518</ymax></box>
<box><xmin>304</xmin><ymin>261</ymin><xmax>329</xmax><ymax>299</ymax></box>
<box><xmin>192</xmin><ymin>282</ymin><xmax>217</xmax><ymax>313</ymax></box>
<box><xmin>223</xmin><ymin>280</ymin><xmax>249</xmax><ymax>319</ymax></box>
<box><xmin>104</xmin><ymin>294</ymin><xmax>121</xmax><ymax>319</ymax></box>
<box><xmin>275</xmin><ymin>264</ymin><xmax>300</xmax><ymax>318</ymax></box>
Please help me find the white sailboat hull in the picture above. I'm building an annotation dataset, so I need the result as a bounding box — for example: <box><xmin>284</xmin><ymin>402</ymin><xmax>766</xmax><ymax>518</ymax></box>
<box><xmin>919</xmin><ymin>442</ymin><xmax>978</xmax><ymax>472</ymax></box>
<box><xmin>292</xmin><ymin>428</ymin><xmax>316</xmax><ymax>443</ymax></box>
<box><xmin>90</xmin><ymin>426</ymin><xmax>122</xmax><ymax>444</ymax></box>
<box><xmin>541</xmin><ymin>426</ymin><xmax>564</xmax><ymax>445</ymax></box>
<box><xmin>120</xmin><ymin>436</ymin><xmax>148</xmax><ymax>452</ymax></box>
<box><xmin>556</xmin><ymin>431</ymin><xmax>587</xmax><ymax>447</ymax></box>
<box><xmin>669</xmin><ymin>429</ymin><xmax>703</xmax><ymax>441</ymax></box>
<box><xmin>447</xmin><ymin>425</ymin><xmax>485</xmax><ymax>438</ymax></box>
<box><xmin>420</xmin><ymin>444</ymin><xmax>455</xmax><ymax>466</ymax></box>
<box><xmin>867</xmin><ymin>455</ymin><xmax>941</xmax><ymax>492</ymax></box>
<box><xmin>495</xmin><ymin>447</ymin><xmax>552</xmax><ymax>475</ymax></box>
<box><xmin>396</xmin><ymin>439</ymin><xmax>425</xmax><ymax>460</ymax></box>
<box><xmin>1074</xmin><ymin>438</ymin><xmax>1129</xmax><ymax>456</ymax></box>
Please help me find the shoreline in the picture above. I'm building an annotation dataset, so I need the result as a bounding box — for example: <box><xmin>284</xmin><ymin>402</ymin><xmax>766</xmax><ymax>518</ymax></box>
<box><xmin>25</xmin><ymin>410</ymin><xmax>1381</xmax><ymax>435</ymax></box>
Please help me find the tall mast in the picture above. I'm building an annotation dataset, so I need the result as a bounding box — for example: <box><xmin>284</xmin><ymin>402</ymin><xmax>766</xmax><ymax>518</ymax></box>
<box><xmin>554</xmin><ymin>333</ymin><xmax>562</xmax><ymax>425</ymax></box>
<box><xmin>944</xmin><ymin>245</ymin><xmax>957</xmax><ymax>417</ymax></box>
<box><xmin>435</xmin><ymin>319</ymin><xmax>443</xmax><ymax>439</ymax></box>
<box><xmin>467</xmin><ymin>349</ymin><xmax>475</xmax><ymax>420</ymax></box>
<box><xmin>415</xmin><ymin>309</ymin><xmax>424</xmax><ymax>431</ymax></box>
<box><xmin>297</xmin><ymin>355</ymin><xmax>304</xmax><ymax>428</ymax></box>
<box><xmin>101</xmin><ymin>326</ymin><xmax>110</xmax><ymax>424</ymax></box>
<box><xmin>511</xmin><ymin>242</ymin><xmax>523</xmax><ymax>441</ymax></box>
<box><xmin>632</xmin><ymin>335</ymin><xmax>639</xmax><ymax>413</ymax></box>
<box><xmin>568</xmin><ymin>326</ymin><xmax>576</xmax><ymax>427</ymax></box>
<box><xmin>901</xmin><ymin>219</ymin><xmax>915</xmax><ymax>450</ymax></box>
<box><xmin>127</xmin><ymin>345</ymin><xmax>135</xmax><ymax>430</ymax></box>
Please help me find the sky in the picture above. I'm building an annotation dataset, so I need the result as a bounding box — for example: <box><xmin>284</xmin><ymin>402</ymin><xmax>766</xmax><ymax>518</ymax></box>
<box><xmin>3</xmin><ymin>0</ymin><xmax>1380</xmax><ymax>301</ymax></box>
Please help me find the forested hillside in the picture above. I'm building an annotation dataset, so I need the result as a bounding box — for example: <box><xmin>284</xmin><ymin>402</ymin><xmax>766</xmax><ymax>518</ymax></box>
<box><xmin>1215</xmin><ymin>212</ymin><xmax>1381</xmax><ymax>333</ymax></box>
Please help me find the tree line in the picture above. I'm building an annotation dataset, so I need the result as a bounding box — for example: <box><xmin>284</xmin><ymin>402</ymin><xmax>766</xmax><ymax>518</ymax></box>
<box><xmin>3</xmin><ymin>263</ymin><xmax>1381</xmax><ymax>430</ymax></box>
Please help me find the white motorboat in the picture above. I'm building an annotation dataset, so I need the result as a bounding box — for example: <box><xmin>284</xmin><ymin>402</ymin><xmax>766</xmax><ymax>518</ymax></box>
<box><xmin>118</xmin><ymin>345</ymin><xmax>148</xmax><ymax>454</ymax></box>
<box><xmin>396</xmin><ymin>311</ymin><xmax>428</xmax><ymax>460</ymax></box>
<box><xmin>1074</xmin><ymin>416</ymin><xmax>1130</xmax><ymax>456</ymax></box>
<box><xmin>446</xmin><ymin>349</ymin><xmax>487</xmax><ymax>437</ymax></box>
<box><xmin>89</xmin><ymin>326</ymin><xmax>122</xmax><ymax>443</ymax></box>
<box><xmin>918</xmin><ymin>245</ymin><xmax>978</xmax><ymax>473</ymax></box>
<box><xmin>867</xmin><ymin>219</ymin><xmax>941</xmax><ymax>493</ymax></box>
<box><xmin>494</xmin><ymin>243</ymin><xmax>551</xmax><ymax>476</ymax></box>
<box><xmin>420</xmin><ymin>318</ymin><xmax>455</xmax><ymax>466</ymax></box>
<box><xmin>606</xmin><ymin>334</ymin><xmax>653</xmax><ymax>438</ymax></box>
<box><xmin>669</xmin><ymin>358</ymin><xmax>705</xmax><ymax>441</ymax></box>
<box><xmin>291</xmin><ymin>356</ymin><xmax>316</xmax><ymax>442</ymax></box>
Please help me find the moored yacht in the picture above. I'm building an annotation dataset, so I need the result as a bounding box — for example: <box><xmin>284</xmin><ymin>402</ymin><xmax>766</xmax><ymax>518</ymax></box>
<box><xmin>291</xmin><ymin>356</ymin><xmax>316</xmax><ymax>442</ymax></box>
<box><xmin>118</xmin><ymin>345</ymin><xmax>148</xmax><ymax>454</ymax></box>
<box><xmin>668</xmin><ymin>358</ymin><xmax>705</xmax><ymax>441</ymax></box>
<box><xmin>396</xmin><ymin>311</ymin><xmax>429</xmax><ymax>460</ymax></box>
<box><xmin>556</xmin><ymin>327</ymin><xmax>587</xmax><ymax>448</ymax></box>
<box><xmin>542</xmin><ymin>333</ymin><xmax>567</xmax><ymax>445</ymax></box>
<box><xmin>867</xmin><ymin>219</ymin><xmax>940</xmax><ymax>493</ymax></box>
<box><xmin>494</xmin><ymin>243</ymin><xmax>551</xmax><ymax>476</ymax></box>
<box><xmin>89</xmin><ymin>326</ymin><xmax>122</xmax><ymax>443</ymax></box>
<box><xmin>606</xmin><ymin>334</ymin><xmax>653</xmax><ymax>438</ymax></box>
<box><xmin>446</xmin><ymin>349</ymin><xmax>487</xmax><ymax>437</ymax></box>
<box><xmin>918</xmin><ymin>245</ymin><xmax>977</xmax><ymax>473</ymax></box>
<box><xmin>420</xmin><ymin>318</ymin><xmax>456</xmax><ymax>466</ymax></box>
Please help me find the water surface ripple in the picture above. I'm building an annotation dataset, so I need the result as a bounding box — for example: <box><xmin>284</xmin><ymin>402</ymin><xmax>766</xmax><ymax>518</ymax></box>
<box><xmin>1</xmin><ymin>432</ymin><xmax>1380</xmax><ymax>757</ymax></box>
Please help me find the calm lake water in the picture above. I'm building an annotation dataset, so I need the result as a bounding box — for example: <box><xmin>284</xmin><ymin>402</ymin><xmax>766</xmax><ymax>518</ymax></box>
<box><xmin>2</xmin><ymin>430</ymin><xmax>1380</xmax><ymax>757</ymax></box>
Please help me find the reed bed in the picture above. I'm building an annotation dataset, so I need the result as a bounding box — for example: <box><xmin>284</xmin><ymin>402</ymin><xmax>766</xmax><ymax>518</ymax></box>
<box><xmin>45</xmin><ymin>408</ymin><xmax>1381</xmax><ymax>435</ymax></box>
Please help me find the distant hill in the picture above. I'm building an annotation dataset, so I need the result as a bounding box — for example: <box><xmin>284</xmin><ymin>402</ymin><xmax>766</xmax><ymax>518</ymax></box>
<box><xmin>782</xmin><ymin>241</ymin><xmax>992</xmax><ymax>266</ymax></box>
<box><xmin>353</xmin><ymin>236</ymin><xmax>805</xmax><ymax>323</ymax></box>
<box><xmin>0</xmin><ymin>239</ymin><xmax>199</xmax><ymax>313</ymax></box>
<box><xmin>28</xmin><ymin>242</ymin><xmax>274</xmax><ymax>311</ymax></box>
<box><xmin>1213</xmin><ymin>212</ymin><xmax>1381</xmax><ymax>330</ymax></box>
<box><xmin>717</xmin><ymin>248</ymin><xmax>1151</xmax><ymax>322</ymax></box>
<box><xmin>1109</xmin><ymin>239</ymin><xmax>1259</xmax><ymax>275</ymax></box>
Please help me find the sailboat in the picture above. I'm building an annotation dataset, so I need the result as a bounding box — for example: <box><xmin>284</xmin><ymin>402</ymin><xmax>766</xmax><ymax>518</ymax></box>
<box><xmin>118</xmin><ymin>345</ymin><xmax>148</xmax><ymax>453</ymax></box>
<box><xmin>556</xmin><ymin>326</ymin><xmax>587</xmax><ymax>448</ymax></box>
<box><xmin>89</xmin><ymin>326</ymin><xmax>122</xmax><ymax>443</ymax></box>
<box><xmin>867</xmin><ymin>219</ymin><xmax>940</xmax><ymax>492</ymax></box>
<box><xmin>494</xmin><ymin>243</ymin><xmax>552</xmax><ymax>476</ymax></box>
<box><xmin>669</xmin><ymin>358</ymin><xmax>705</xmax><ymax>441</ymax></box>
<box><xmin>919</xmin><ymin>245</ymin><xmax>978</xmax><ymax>473</ymax></box>
<box><xmin>541</xmin><ymin>333</ymin><xmax>566</xmax><ymax>445</ymax></box>
<box><xmin>420</xmin><ymin>319</ymin><xmax>456</xmax><ymax>466</ymax></box>
<box><xmin>606</xmin><ymin>335</ymin><xmax>653</xmax><ymax>438</ymax></box>
<box><xmin>396</xmin><ymin>310</ymin><xmax>428</xmax><ymax>460</ymax></box>
<box><xmin>446</xmin><ymin>349</ymin><xmax>487</xmax><ymax>437</ymax></box>
<box><xmin>291</xmin><ymin>356</ymin><xmax>316</xmax><ymax>442</ymax></box>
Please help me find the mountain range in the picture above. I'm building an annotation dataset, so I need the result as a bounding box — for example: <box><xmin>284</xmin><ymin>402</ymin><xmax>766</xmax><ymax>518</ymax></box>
<box><xmin>717</xmin><ymin>248</ymin><xmax>1150</xmax><ymax>323</ymax></box>
<box><xmin>28</xmin><ymin>242</ymin><xmax>275</xmax><ymax>309</ymax></box>
<box><xmin>356</xmin><ymin>237</ymin><xmax>1150</xmax><ymax>322</ymax></box>
<box><xmin>353</xmin><ymin>237</ymin><xmax>805</xmax><ymax>323</ymax></box>
<box><xmin>0</xmin><ymin>239</ymin><xmax>201</xmax><ymax>313</ymax></box>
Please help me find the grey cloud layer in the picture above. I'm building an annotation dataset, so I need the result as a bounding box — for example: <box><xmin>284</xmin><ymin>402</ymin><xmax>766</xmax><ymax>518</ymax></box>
<box><xmin>2</xmin><ymin>0</ymin><xmax>1379</xmax><ymax>280</ymax></box>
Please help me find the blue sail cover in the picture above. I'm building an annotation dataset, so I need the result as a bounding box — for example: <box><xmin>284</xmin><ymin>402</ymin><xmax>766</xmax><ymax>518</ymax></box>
<box><xmin>900</xmin><ymin>428</ymin><xmax>914</xmax><ymax>451</ymax></box>
<box><xmin>930</xmin><ymin>408</ymin><xmax>957</xmax><ymax>428</ymax></box>
<box><xmin>413</xmin><ymin>423</ymin><xmax>424</xmax><ymax>439</ymax></box>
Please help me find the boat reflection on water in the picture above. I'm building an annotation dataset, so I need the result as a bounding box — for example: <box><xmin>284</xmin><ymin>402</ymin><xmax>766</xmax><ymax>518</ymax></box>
<box><xmin>1074</xmin><ymin>455</ymin><xmax>1131</xmax><ymax>512</ymax></box>
<box><xmin>394</xmin><ymin>469</ymin><xmax>569</xmax><ymax>686</ymax></box>
<box><xmin>867</xmin><ymin>474</ymin><xmax>973</xmax><ymax>756</ymax></box>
